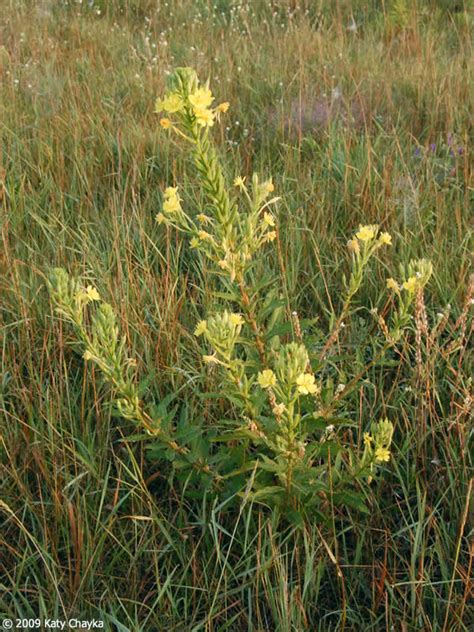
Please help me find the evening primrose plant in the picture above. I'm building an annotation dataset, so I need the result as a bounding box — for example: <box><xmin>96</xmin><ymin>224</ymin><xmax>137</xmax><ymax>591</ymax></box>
<box><xmin>47</xmin><ymin>68</ymin><xmax>433</xmax><ymax>513</ymax></box>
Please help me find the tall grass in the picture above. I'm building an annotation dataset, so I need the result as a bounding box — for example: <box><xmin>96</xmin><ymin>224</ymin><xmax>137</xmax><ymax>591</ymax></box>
<box><xmin>1</xmin><ymin>1</ymin><xmax>472</xmax><ymax>630</ymax></box>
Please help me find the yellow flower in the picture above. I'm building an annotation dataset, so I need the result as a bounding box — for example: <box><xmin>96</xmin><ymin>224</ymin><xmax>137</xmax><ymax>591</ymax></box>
<box><xmin>403</xmin><ymin>276</ymin><xmax>418</xmax><ymax>293</ymax></box>
<box><xmin>197</xmin><ymin>213</ymin><xmax>211</xmax><ymax>224</ymax></box>
<box><xmin>347</xmin><ymin>238</ymin><xmax>360</xmax><ymax>254</ymax></box>
<box><xmin>258</xmin><ymin>369</ymin><xmax>277</xmax><ymax>389</ymax></box>
<box><xmin>159</xmin><ymin>118</ymin><xmax>172</xmax><ymax>129</ymax></box>
<box><xmin>263</xmin><ymin>212</ymin><xmax>275</xmax><ymax>227</ymax></box>
<box><xmin>164</xmin><ymin>186</ymin><xmax>179</xmax><ymax>197</ymax></box>
<box><xmin>296</xmin><ymin>373</ymin><xmax>318</xmax><ymax>395</ymax></box>
<box><xmin>216</xmin><ymin>101</ymin><xmax>230</xmax><ymax>113</ymax></box>
<box><xmin>190</xmin><ymin>237</ymin><xmax>200</xmax><ymax>249</ymax></box>
<box><xmin>162</xmin><ymin>186</ymin><xmax>181</xmax><ymax>213</ymax></box>
<box><xmin>264</xmin><ymin>180</ymin><xmax>274</xmax><ymax>194</ymax></box>
<box><xmin>356</xmin><ymin>225</ymin><xmax>377</xmax><ymax>242</ymax></box>
<box><xmin>263</xmin><ymin>231</ymin><xmax>277</xmax><ymax>242</ymax></box>
<box><xmin>155</xmin><ymin>212</ymin><xmax>167</xmax><ymax>224</ymax></box>
<box><xmin>194</xmin><ymin>320</ymin><xmax>207</xmax><ymax>337</ymax></box>
<box><xmin>379</xmin><ymin>232</ymin><xmax>392</xmax><ymax>245</ymax></box>
<box><xmin>189</xmin><ymin>87</ymin><xmax>214</xmax><ymax>110</ymax></box>
<box><xmin>198</xmin><ymin>230</ymin><xmax>212</xmax><ymax>241</ymax></box>
<box><xmin>234</xmin><ymin>176</ymin><xmax>246</xmax><ymax>188</ymax></box>
<box><xmin>229</xmin><ymin>313</ymin><xmax>244</xmax><ymax>327</ymax></box>
<box><xmin>386</xmin><ymin>277</ymin><xmax>399</xmax><ymax>291</ymax></box>
<box><xmin>163</xmin><ymin>196</ymin><xmax>181</xmax><ymax>213</ymax></box>
<box><xmin>375</xmin><ymin>447</ymin><xmax>391</xmax><ymax>463</ymax></box>
<box><xmin>194</xmin><ymin>107</ymin><xmax>215</xmax><ymax>127</ymax></box>
<box><xmin>155</xmin><ymin>93</ymin><xmax>184</xmax><ymax>113</ymax></box>
<box><xmin>85</xmin><ymin>286</ymin><xmax>100</xmax><ymax>301</ymax></box>
<box><xmin>363</xmin><ymin>432</ymin><xmax>373</xmax><ymax>447</ymax></box>
<box><xmin>83</xmin><ymin>350</ymin><xmax>93</xmax><ymax>361</ymax></box>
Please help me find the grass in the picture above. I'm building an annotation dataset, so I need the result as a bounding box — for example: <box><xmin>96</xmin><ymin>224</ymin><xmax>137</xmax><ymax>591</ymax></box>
<box><xmin>0</xmin><ymin>1</ymin><xmax>472</xmax><ymax>630</ymax></box>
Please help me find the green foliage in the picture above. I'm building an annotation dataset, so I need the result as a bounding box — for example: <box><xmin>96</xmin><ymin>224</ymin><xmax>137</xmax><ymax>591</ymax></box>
<box><xmin>1</xmin><ymin>2</ymin><xmax>472</xmax><ymax>628</ymax></box>
<box><xmin>47</xmin><ymin>68</ymin><xmax>438</xmax><ymax>516</ymax></box>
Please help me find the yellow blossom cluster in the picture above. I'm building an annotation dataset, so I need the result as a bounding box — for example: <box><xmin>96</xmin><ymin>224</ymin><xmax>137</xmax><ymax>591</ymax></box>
<box><xmin>296</xmin><ymin>373</ymin><xmax>318</xmax><ymax>395</ymax></box>
<box><xmin>257</xmin><ymin>369</ymin><xmax>277</xmax><ymax>389</ymax></box>
<box><xmin>353</xmin><ymin>224</ymin><xmax>392</xmax><ymax>247</ymax></box>
<box><xmin>233</xmin><ymin>176</ymin><xmax>246</xmax><ymax>188</ymax></box>
<box><xmin>386</xmin><ymin>260</ymin><xmax>432</xmax><ymax>302</ymax></box>
<box><xmin>257</xmin><ymin>366</ymin><xmax>319</xmax><ymax>397</ymax></box>
<box><xmin>375</xmin><ymin>446</ymin><xmax>391</xmax><ymax>462</ymax></box>
<box><xmin>156</xmin><ymin>186</ymin><xmax>183</xmax><ymax>225</ymax></box>
<box><xmin>255</xmin><ymin>361</ymin><xmax>319</xmax><ymax>429</ymax></box>
<box><xmin>387</xmin><ymin>275</ymin><xmax>419</xmax><ymax>294</ymax></box>
<box><xmin>85</xmin><ymin>285</ymin><xmax>100</xmax><ymax>301</ymax></box>
<box><xmin>362</xmin><ymin>418</ymin><xmax>394</xmax><ymax>477</ymax></box>
<box><xmin>76</xmin><ymin>284</ymin><xmax>100</xmax><ymax>306</ymax></box>
<box><xmin>194</xmin><ymin>311</ymin><xmax>245</xmax><ymax>361</ymax></box>
<box><xmin>355</xmin><ymin>225</ymin><xmax>378</xmax><ymax>242</ymax></box>
<box><xmin>163</xmin><ymin>186</ymin><xmax>181</xmax><ymax>213</ymax></box>
<box><xmin>262</xmin><ymin>230</ymin><xmax>277</xmax><ymax>243</ymax></box>
<box><xmin>263</xmin><ymin>212</ymin><xmax>275</xmax><ymax>227</ymax></box>
<box><xmin>402</xmin><ymin>277</ymin><xmax>418</xmax><ymax>293</ymax></box>
<box><xmin>189</xmin><ymin>87</ymin><xmax>215</xmax><ymax>127</ymax></box>
<box><xmin>155</xmin><ymin>92</ymin><xmax>184</xmax><ymax>113</ymax></box>
<box><xmin>155</xmin><ymin>83</ymin><xmax>229</xmax><ymax>130</ymax></box>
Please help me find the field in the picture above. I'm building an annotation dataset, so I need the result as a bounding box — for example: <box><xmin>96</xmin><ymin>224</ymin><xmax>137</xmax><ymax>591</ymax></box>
<box><xmin>0</xmin><ymin>1</ymin><xmax>472</xmax><ymax>630</ymax></box>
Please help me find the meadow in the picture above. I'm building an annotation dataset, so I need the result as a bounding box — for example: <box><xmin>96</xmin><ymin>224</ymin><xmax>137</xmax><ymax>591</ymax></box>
<box><xmin>0</xmin><ymin>1</ymin><xmax>472</xmax><ymax>630</ymax></box>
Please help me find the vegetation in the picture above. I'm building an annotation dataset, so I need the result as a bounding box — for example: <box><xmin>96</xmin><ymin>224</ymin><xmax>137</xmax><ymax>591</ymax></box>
<box><xmin>1</xmin><ymin>1</ymin><xmax>472</xmax><ymax>630</ymax></box>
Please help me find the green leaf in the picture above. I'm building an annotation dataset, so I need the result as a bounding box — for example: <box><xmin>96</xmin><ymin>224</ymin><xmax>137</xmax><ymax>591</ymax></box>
<box><xmin>250</xmin><ymin>486</ymin><xmax>285</xmax><ymax>502</ymax></box>
<box><xmin>137</xmin><ymin>372</ymin><xmax>158</xmax><ymax>397</ymax></box>
<box><xmin>286</xmin><ymin>509</ymin><xmax>304</xmax><ymax>528</ymax></box>
<box><xmin>174</xmin><ymin>426</ymin><xmax>203</xmax><ymax>444</ymax></box>
<box><xmin>225</xmin><ymin>392</ymin><xmax>246</xmax><ymax>408</ymax></box>
<box><xmin>264</xmin><ymin>321</ymin><xmax>293</xmax><ymax>341</ymax></box>
<box><xmin>332</xmin><ymin>491</ymin><xmax>369</xmax><ymax>513</ymax></box>
<box><xmin>121</xmin><ymin>433</ymin><xmax>152</xmax><ymax>442</ymax></box>
<box><xmin>212</xmin><ymin>291</ymin><xmax>239</xmax><ymax>302</ymax></box>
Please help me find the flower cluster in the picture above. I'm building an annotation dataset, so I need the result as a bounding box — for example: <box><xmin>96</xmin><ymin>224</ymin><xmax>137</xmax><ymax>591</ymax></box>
<box><xmin>47</xmin><ymin>268</ymin><xmax>218</xmax><ymax>478</ymax></box>
<box><xmin>155</xmin><ymin>69</ymin><xmax>229</xmax><ymax>130</ymax></box>
<box><xmin>361</xmin><ymin>418</ymin><xmax>394</xmax><ymax>480</ymax></box>
<box><xmin>156</xmin><ymin>174</ymin><xmax>278</xmax><ymax>283</ymax></box>
<box><xmin>194</xmin><ymin>311</ymin><xmax>244</xmax><ymax>363</ymax></box>
<box><xmin>48</xmin><ymin>268</ymin><xmax>101</xmax><ymax>325</ymax></box>
<box><xmin>384</xmin><ymin>259</ymin><xmax>433</xmax><ymax>341</ymax></box>
<box><xmin>195</xmin><ymin>318</ymin><xmax>320</xmax><ymax>463</ymax></box>
<box><xmin>386</xmin><ymin>258</ymin><xmax>433</xmax><ymax>295</ymax></box>
<box><xmin>273</xmin><ymin>343</ymin><xmax>318</xmax><ymax>395</ymax></box>
<box><xmin>344</xmin><ymin>224</ymin><xmax>393</xmax><ymax>301</ymax></box>
<box><xmin>249</xmin><ymin>343</ymin><xmax>321</xmax><ymax>458</ymax></box>
<box><xmin>347</xmin><ymin>224</ymin><xmax>392</xmax><ymax>255</ymax></box>
<box><xmin>47</xmin><ymin>269</ymin><xmax>152</xmax><ymax>432</ymax></box>
<box><xmin>156</xmin><ymin>186</ymin><xmax>188</xmax><ymax>227</ymax></box>
<box><xmin>154</xmin><ymin>69</ymin><xmax>278</xmax><ymax>285</ymax></box>
<box><xmin>257</xmin><ymin>343</ymin><xmax>319</xmax><ymax>399</ymax></box>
